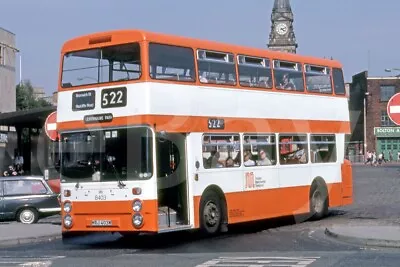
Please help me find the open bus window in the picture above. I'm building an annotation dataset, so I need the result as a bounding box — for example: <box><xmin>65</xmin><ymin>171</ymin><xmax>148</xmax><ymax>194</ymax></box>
<box><xmin>61</xmin><ymin>43</ymin><xmax>141</xmax><ymax>87</ymax></box>
<box><xmin>310</xmin><ymin>135</ymin><xmax>337</xmax><ymax>163</ymax></box>
<box><xmin>60</xmin><ymin>127</ymin><xmax>153</xmax><ymax>182</ymax></box>
<box><xmin>202</xmin><ymin>134</ymin><xmax>240</xmax><ymax>169</ymax></box>
<box><xmin>238</xmin><ymin>55</ymin><xmax>273</xmax><ymax>89</ymax></box>
<box><xmin>279</xmin><ymin>134</ymin><xmax>308</xmax><ymax>165</ymax></box>
<box><xmin>273</xmin><ymin>60</ymin><xmax>304</xmax><ymax>92</ymax></box>
<box><xmin>243</xmin><ymin>134</ymin><xmax>276</xmax><ymax>166</ymax></box>
<box><xmin>197</xmin><ymin>50</ymin><xmax>236</xmax><ymax>86</ymax></box>
<box><xmin>305</xmin><ymin>65</ymin><xmax>332</xmax><ymax>94</ymax></box>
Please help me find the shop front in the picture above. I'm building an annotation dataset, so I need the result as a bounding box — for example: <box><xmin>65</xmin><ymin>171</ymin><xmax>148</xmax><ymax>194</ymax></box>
<box><xmin>374</xmin><ymin>127</ymin><xmax>400</xmax><ymax>161</ymax></box>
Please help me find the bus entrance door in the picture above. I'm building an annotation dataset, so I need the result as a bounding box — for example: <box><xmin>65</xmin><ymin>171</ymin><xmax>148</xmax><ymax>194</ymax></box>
<box><xmin>156</xmin><ymin>133</ymin><xmax>189</xmax><ymax>231</ymax></box>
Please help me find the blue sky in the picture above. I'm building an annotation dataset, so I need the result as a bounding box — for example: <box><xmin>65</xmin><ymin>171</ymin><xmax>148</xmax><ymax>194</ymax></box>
<box><xmin>2</xmin><ymin>0</ymin><xmax>400</xmax><ymax>95</ymax></box>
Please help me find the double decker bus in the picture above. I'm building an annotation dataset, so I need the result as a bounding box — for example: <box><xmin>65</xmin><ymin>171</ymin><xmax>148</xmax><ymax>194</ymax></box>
<box><xmin>58</xmin><ymin>29</ymin><xmax>352</xmax><ymax>239</ymax></box>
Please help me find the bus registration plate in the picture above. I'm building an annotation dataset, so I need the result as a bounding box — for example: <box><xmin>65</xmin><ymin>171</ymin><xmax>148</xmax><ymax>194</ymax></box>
<box><xmin>91</xmin><ymin>220</ymin><xmax>112</xmax><ymax>226</ymax></box>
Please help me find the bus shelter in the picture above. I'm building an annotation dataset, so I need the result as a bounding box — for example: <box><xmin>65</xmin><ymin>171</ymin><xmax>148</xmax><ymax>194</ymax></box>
<box><xmin>0</xmin><ymin>106</ymin><xmax>57</xmax><ymax>176</ymax></box>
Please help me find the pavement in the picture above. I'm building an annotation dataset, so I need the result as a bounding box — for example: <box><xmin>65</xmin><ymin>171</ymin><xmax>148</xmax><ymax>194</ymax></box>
<box><xmin>324</xmin><ymin>220</ymin><xmax>400</xmax><ymax>249</ymax></box>
<box><xmin>0</xmin><ymin>215</ymin><xmax>61</xmax><ymax>248</ymax></box>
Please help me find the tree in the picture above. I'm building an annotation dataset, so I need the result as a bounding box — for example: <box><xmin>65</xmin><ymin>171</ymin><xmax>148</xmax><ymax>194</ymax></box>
<box><xmin>16</xmin><ymin>80</ymin><xmax>52</xmax><ymax>111</ymax></box>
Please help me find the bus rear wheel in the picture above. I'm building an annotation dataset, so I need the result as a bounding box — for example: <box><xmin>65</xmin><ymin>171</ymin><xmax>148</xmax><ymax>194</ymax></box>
<box><xmin>309</xmin><ymin>184</ymin><xmax>328</xmax><ymax>220</ymax></box>
<box><xmin>200</xmin><ymin>190</ymin><xmax>222</xmax><ymax>235</ymax></box>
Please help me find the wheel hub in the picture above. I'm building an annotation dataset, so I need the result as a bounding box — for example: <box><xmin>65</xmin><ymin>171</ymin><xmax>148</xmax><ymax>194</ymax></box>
<box><xmin>21</xmin><ymin>210</ymin><xmax>34</xmax><ymax>223</ymax></box>
<box><xmin>204</xmin><ymin>201</ymin><xmax>219</xmax><ymax>226</ymax></box>
<box><xmin>312</xmin><ymin>191</ymin><xmax>323</xmax><ymax>213</ymax></box>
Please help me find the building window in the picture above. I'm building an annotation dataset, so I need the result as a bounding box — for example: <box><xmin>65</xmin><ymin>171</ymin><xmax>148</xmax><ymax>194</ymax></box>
<box><xmin>381</xmin><ymin>110</ymin><xmax>396</xmax><ymax>126</ymax></box>
<box><xmin>380</xmin><ymin>85</ymin><xmax>396</xmax><ymax>101</ymax></box>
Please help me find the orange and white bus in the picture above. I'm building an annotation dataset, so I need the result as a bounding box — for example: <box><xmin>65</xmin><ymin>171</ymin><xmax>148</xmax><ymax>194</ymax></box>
<box><xmin>58</xmin><ymin>29</ymin><xmax>352</xmax><ymax>239</ymax></box>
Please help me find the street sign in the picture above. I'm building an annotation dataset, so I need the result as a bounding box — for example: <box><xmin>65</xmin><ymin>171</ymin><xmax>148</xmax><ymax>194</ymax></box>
<box><xmin>44</xmin><ymin>111</ymin><xmax>58</xmax><ymax>141</ymax></box>
<box><xmin>387</xmin><ymin>93</ymin><xmax>400</xmax><ymax>126</ymax></box>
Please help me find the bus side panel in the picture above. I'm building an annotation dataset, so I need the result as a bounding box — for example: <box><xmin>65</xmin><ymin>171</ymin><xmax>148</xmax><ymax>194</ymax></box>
<box><xmin>340</xmin><ymin>159</ymin><xmax>353</xmax><ymax>205</ymax></box>
<box><xmin>194</xmin><ymin>185</ymin><xmax>310</xmax><ymax>226</ymax></box>
<box><xmin>326</xmin><ymin>183</ymin><xmax>344</xmax><ymax>207</ymax></box>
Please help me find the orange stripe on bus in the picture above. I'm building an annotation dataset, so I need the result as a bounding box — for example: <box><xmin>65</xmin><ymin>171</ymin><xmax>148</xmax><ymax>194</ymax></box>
<box><xmin>193</xmin><ymin>182</ymin><xmax>344</xmax><ymax>228</ymax></box>
<box><xmin>57</xmin><ymin>115</ymin><xmax>350</xmax><ymax>133</ymax></box>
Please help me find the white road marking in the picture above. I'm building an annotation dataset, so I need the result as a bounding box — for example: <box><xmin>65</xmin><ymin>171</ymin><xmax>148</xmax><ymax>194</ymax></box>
<box><xmin>196</xmin><ymin>256</ymin><xmax>320</xmax><ymax>267</ymax></box>
<box><xmin>0</xmin><ymin>256</ymin><xmax>65</xmax><ymax>267</ymax></box>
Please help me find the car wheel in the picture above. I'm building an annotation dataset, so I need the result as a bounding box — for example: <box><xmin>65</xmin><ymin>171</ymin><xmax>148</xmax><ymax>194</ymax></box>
<box><xmin>18</xmin><ymin>208</ymin><xmax>39</xmax><ymax>224</ymax></box>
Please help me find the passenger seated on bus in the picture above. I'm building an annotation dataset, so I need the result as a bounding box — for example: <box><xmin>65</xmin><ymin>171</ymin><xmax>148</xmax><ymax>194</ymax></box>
<box><xmin>256</xmin><ymin>149</ymin><xmax>272</xmax><ymax>166</ymax></box>
<box><xmin>258</xmin><ymin>77</ymin><xmax>272</xmax><ymax>88</ymax></box>
<box><xmin>278</xmin><ymin>73</ymin><xmax>296</xmax><ymax>90</ymax></box>
<box><xmin>233</xmin><ymin>152</ymin><xmax>241</xmax><ymax>166</ymax></box>
<box><xmin>244</xmin><ymin>151</ymin><xmax>255</xmax><ymax>166</ymax></box>
<box><xmin>207</xmin><ymin>151</ymin><xmax>224</xmax><ymax>168</ymax></box>
<box><xmin>288</xmin><ymin>146</ymin><xmax>307</xmax><ymax>164</ymax></box>
<box><xmin>225</xmin><ymin>157</ymin><xmax>234</xmax><ymax>167</ymax></box>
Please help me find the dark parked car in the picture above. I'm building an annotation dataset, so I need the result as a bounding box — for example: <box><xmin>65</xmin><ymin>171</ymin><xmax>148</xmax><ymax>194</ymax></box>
<box><xmin>0</xmin><ymin>176</ymin><xmax>60</xmax><ymax>224</ymax></box>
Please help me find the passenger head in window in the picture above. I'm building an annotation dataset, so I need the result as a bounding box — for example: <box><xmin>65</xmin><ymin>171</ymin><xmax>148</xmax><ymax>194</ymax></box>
<box><xmin>280</xmin><ymin>73</ymin><xmax>296</xmax><ymax>90</ymax></box>
<box><xmin>225</xmin><ymin>157</ymin><xmax>234</xmax><ymax>167</ymax></box>
<box><xmin>211</xmin><ymin>151</ymin><xmax>224</xmax><ymax>168</ymax></box>
<box><xmin>257</xmin><ymin>149</ymin><xmax>272</xmax><ymax>166</ymax></box>
<box><xmin>244</xmin><ymin>151</ymin><xmax>255</xmax><ymax>166</ymax></box>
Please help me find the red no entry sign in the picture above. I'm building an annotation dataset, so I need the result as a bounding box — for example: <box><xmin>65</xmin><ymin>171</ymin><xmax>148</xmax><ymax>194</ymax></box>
<box><xmin>44</xmin><ymin>111</ymin><xmax>58</xmax><ymax>141</ymax></box>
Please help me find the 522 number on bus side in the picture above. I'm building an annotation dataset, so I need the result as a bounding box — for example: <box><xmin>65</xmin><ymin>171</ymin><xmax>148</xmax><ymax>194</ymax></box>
<box><xmin>208</xmin><ymin>118</ymin><xmax>225</xmax><ymax>129</ymax></box>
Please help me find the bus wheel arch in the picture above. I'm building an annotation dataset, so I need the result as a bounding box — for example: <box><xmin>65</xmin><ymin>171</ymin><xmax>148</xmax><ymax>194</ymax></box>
<box><xmin>199</xmin><ymin>185</ymin><xmax>228</xmax><ymax>235</ymax></box>
<box><xmin>309</xmin><ymin>177</ymin><xmax>329</xmax><ymax>220</ymax></box>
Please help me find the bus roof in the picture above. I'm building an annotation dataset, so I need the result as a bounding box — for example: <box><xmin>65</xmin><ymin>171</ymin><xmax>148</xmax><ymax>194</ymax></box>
<box><xmin>61</xmin><ymin>29</ymin><xmax>343</xmax><ymax>68</ymax></box>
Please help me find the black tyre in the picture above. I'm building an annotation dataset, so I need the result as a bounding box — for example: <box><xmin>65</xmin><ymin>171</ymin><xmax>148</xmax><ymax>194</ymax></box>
<box><xmin>309</xmin><ymin>183</ymin><xmax>328</xmax><ymax>220</ymax></box>
<box><xmin>199</xmin><ymin>190</ymin><xmax>222</xmax><ymax>235</ymax></box>
<box><xmin>17</xmin><ymin>208</ymin><xmax>39</xmax><ymax>224</ymax></box>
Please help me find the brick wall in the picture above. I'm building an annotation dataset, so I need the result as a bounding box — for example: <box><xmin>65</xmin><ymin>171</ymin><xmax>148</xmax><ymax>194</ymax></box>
<box><xmin>366</xmin><ymin>78</ymin><xmax>400</xmax><ymax>152</ymax></box>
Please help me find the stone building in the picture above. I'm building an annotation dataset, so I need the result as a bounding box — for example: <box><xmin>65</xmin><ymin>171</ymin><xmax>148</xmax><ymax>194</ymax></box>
<box><xmin>267</xmin><ymin>0</ymin><xmax>298</xmax><ymax>53</ymax></box>
<box><xmin>0</xmin><ymin>27</ymin><xmax>17</xmax><ymax>113</ymax></box>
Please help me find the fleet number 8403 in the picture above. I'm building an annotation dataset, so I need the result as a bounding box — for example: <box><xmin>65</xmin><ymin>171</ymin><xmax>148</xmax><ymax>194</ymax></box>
<box><xmin>95</xmin><ymin>194</ymin><xmax>107</xmax><ymax>201</ymax></box>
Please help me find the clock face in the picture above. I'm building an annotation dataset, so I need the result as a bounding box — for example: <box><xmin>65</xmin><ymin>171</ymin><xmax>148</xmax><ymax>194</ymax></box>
<box><xmin>275</xmin><ymin>23</ymin><xmax>288</xmax><ymax>35</ymax></box>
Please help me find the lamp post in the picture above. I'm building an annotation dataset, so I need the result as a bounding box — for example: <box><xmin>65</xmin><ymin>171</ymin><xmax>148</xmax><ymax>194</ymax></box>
<box><xmin>364</xmin><ymin>92</ymin><xmax>370</xmax><ymax>158</ymax></box>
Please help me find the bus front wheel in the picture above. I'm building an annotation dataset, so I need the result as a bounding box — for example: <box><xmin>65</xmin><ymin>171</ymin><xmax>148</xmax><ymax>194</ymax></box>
<box><xmin>200</xmin><ymin>190</ymin><xmax>222</xmax><ymax>235</ymax></box>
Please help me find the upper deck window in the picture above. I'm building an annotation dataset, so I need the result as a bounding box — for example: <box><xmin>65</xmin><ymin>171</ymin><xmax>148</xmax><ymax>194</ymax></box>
<box><xmin>332</xmin><ymin>68</ymin><xmax>345</xmax><ymax>95</ymax></box>
<box><xmin>149</xmin><ymin>43</ymin><xmax>195</xmax><ymax>82</ymax></box>
<box><xmin>305</xmin><ymin>65</ymin><xmax>332</xmax><ymax>94</ymax></box>
<box><xmin>197</xmin><ymin>49</ymin><xmax>236</xmax><ymax>86</ymax></box>
<box><xmin>273</xmin><ymin>60</ymin><xmax>304</xmax><ymax>92</ymax></box>
<box><xmin>61</xmin><ymin>43</ymin><xmax>141</xmax><ymax>88</ymax></box>
<box><xmin>238</xmin><ymin>55</ymin><xmax>273</xmax><ymax>89</ymax></box>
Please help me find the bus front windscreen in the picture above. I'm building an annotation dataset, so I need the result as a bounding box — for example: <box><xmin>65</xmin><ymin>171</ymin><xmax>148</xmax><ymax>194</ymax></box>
<box><xmin>60</xmin><ymin>127</ymin><xmax>153</xmax><ymax>183</ymax></box>
<box><xmin>61</xmin><ymin>42</ymin><xmax>141</xmax><ymax>88</ymax></box>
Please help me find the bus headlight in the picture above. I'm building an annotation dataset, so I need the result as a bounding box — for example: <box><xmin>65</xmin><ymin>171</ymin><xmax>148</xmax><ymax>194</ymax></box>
<box><xmin>132</xmin><ymin>200</ymin><xmax>142</xmax><ymax>212</ymax></box>
<box><xmin>63</xmin><ymin>202</ymin><xmax>72</xmax><ymax>213</ymax></box>
<box><xmin>132</xmin><ymin>213</ymin><xmax>143</xmax><ymax>228</ymax></box>
<box><xmin>64</xmin><ymin>215</ymin><xmax>73</xmax><ymax>229</ymax></box>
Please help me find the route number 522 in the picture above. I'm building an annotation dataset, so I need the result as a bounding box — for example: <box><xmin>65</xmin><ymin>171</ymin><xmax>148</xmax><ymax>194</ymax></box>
<box><xmin>101</xmin><ymin>87</ymin><xmax>127</xmax><ymax>108</ymax></box>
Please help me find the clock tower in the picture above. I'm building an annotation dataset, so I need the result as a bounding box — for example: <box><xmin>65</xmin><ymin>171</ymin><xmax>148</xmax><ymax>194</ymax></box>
<box><xmin>267</xmin><ymin>0</ymin><xmax>298</xmax><ymax>54</ymax></box>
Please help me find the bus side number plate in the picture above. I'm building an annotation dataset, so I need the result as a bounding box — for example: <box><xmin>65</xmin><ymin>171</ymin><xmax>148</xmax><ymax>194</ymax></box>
<box><xmin>208</xmin><ymin>118</ymin><xmax>225</xmax><ymax>130</ymax></box>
